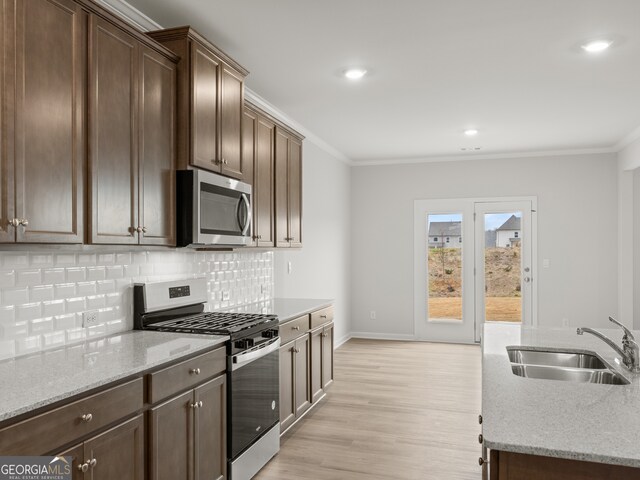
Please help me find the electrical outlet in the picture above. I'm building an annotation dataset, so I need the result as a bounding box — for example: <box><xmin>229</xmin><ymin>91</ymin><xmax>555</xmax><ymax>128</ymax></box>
<box><xmin>370</xmin><ymin>311</ymin><xmax>376</xmax><ymax>320</ymax></box>
<box><xmin>562</xmin><ymin>318</ymin><xmax>569</xmax><ymax>327</ymax></box>
<box><xmin>222</xmin><ymin>291</ymin><xmax>230</xmax><ymax>301</ymax></box>
<box><xmin>82</xmin><ymin>310</ymin><xmax>99</xmax><ymax>328</ymax></box>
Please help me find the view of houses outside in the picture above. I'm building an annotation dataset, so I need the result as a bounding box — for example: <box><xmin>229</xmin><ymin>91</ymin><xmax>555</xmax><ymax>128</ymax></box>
<box><xmin>427</xmin><ymin>213</ymin><xmax>522</xmax><ymax>322</ymax></box>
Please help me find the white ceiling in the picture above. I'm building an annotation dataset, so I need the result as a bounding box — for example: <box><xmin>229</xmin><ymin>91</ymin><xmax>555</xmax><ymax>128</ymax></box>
<box><xmin>124</xmin><ymin>0</ymin><xmax>640</xmax><ymax>163</ymax></box>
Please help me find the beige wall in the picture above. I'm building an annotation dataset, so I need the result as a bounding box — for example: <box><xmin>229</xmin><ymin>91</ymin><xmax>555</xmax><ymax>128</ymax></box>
<box><xmin>351</xmin><ymin>152</ymin><xmax>619</xmax><ymax>337</ymax></box>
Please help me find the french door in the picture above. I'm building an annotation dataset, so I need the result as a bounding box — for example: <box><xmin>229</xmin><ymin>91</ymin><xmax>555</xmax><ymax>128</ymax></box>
<box><xmin>414</xmin><ymin>198</ymin><xmax>536</xmax><ymax>344</ymax></box>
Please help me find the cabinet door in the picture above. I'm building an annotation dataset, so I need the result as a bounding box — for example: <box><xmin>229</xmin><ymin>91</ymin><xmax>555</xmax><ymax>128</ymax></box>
<box><xmin>254</xmin><ymin>115</ymin><xmax>275</xmax><ymax>247</ymax></box>
<box><xmin>274</xmin><ymin>128</ymin><xmax>289</xmax><ymax>247</ymax></box>
<box><xmin>310</xmin><ymin>328</ymin><xmax>323</xmax><ymax>403</ymax></box>
<box><xmin>12</xmin><ymin>0</ymin><xmax>85</xmax><ymax>243</ymax></box>
<box><xmin>288</xmin><ymin>136</ymin><xmax>303</xmax><ymax>247</ymax></box>
<box><xmin>149</xmin><ymin>390</ymin><xmax>193</xmax><ymax>480</ymax></box>
<box><xmin>191</xmin><ymin>42</ymin><xmax>219</xmax><ymax>172</ymax></box>
<box><xmin>0</xmin><ymin>0</ymin><xmax>13</xmax><ymax>243</ymax></box>
<box><xmin>294</xmin><ymin>335</ymin><xmax>311</xmax><ymax>417</ymax></box>
<box><xmin>138</xmin><ymin>45</ymin><xmax>176</xmax><ymax>246</ymax></box>
<box><xmin>242</xmin><ymin>108</ymin><xmax>256</xmax><ymax>245</ymax></box>
<box><xmin>56</xmin><ymin>443</ymin><xmax>83</xmax><ymax>480</ymax></box>
<box><xmin>322</xmin><ymin>323</ymin><xmax>335</xmax><ymax>390</ymax></box>
<box><xmin>88</xmin><ymin>16</ymin><xmax>138</xmax><ymax>244</ymax></box>
<box><xmin>194</xmin><ymin>375</ymin><xmax>226</xmax><ymax>480</ymax></box>
<box><xmin>83</xmin><ymin>414</ymin><xmax>144</xmax><ymax>480</ymax></box>
<box><xmin>279</xmin><ymin>341</ymin><xmax>296</xmax><ymax>431</ymax></box>
<box><xmin>219</xmin><ymin>65</ymin><xmax>244</xmax><ymax>180</ymax></box>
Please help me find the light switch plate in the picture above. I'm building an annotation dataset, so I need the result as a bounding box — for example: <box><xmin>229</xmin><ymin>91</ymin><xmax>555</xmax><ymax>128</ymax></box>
<box><xmin>82</xmin><ymin>310</ymin><xmax>99</xmax><ymax>328</ymax></box>
<box><xmin>222</xmin><ymin>291</ymin><xmax>230</xmax><ymax>301</ymax></box>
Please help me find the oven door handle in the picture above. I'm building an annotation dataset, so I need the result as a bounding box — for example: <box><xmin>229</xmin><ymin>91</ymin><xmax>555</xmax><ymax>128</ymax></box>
<box><xmin>232</xmin><ymin>337</ymin><xmax>280</xmax><ymax>371</ymax></box>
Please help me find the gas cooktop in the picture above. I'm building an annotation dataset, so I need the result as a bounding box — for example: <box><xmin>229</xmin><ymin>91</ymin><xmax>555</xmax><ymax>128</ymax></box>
<box><xmin>142</xmin><ymin>311</ymin><xmax>278</xmax><ymax>335</ymax></box>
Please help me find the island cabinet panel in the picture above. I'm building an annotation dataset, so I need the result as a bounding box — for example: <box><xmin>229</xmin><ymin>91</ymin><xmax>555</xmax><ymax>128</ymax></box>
<box><xmin>138</xmin><ymin>45</ymin><xmax>176</xmax><ymax>246</ymax></box>
<box><xmin>321</xmin><ymin>323</ymin><xmax>334</xmax><ymax>390</ymax></box>
<box><xmin>4</xmin><ymin>0</ymin><xmax>85</xmax><ymax>243</ymax></box>
<box><xmin>88</xmin><ymin>15</ymin><xmax>138</xmax><ymax>245</ymax></box>
<box><xmin>310</xmin><ymin>321</ymin><xmax>334</xmax><ymax>404</ymax></box>
<box><xmin>279</xmin><ymin>339</ymin><xmax>297</xmax><ymax>432</ymax></box>
<box><xmin>88</xmin><ymin>17</ymin><xmax>177</xmax><ymax>246</ymax></box>
<box><xmin>148</xmin><ymin>27</ymin><xmax>248</xmax><ymax>181</ymax></box>
<box><xmin>294</xmin><ymin>334</ymin><xmax>311</xmax><ymax>418</ymax></box>
<box><xmin>490</xmin><ymin>450</ymin><xmax>640</xmax><ymax>480</ymax></box>
<box><xmin>194</xmin><ymin>375</ymin><xmax>226</xmax><ymax>480</ymax></box>
<box><xmin>274</xmin><ymin>126</ymin><xmax>303</xmax><ymax>248</ymax></box>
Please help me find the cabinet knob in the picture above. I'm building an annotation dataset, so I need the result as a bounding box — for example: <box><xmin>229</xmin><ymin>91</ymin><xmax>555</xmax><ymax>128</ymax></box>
<box><xmin>191</xmin><ymin>402</ymin><xmax>199</xmax><ymax>409</ymax></box>
<box><xmin>320</xmin><ymin>315</ymin><xmax>327</xmax><ymax>319</ymax></box>
<box><xmin>478</xmin><ymin>434</ymin><xmax>483</xmax><ymax>444</ymax></box>
<box><xmin>136</xmin><ymin>226</ymin><xmax>143</xmax><ymax>233</ymax></box>
<box><xmin>478</xmin><ymin>414</ymin><xmax>483</xmax><ymax>425</ymax></box>
<box><xmin>89</xmin><ymin>458</ymin><xmax>97</xmax><ymax>468</ymax></box>
<box><xmin>198</xmin><ymin>400</ymin><xmax>203</xmax><ymax>408</ymax></box>
<box><xmin>19</xmin><ymin>219</ymin><xmax>28</xmax><ymax>226</ymax></box>
<box><xmin>322</xmin><ymin>333</ymin><xmax>328</xmax><ymax>338</ymax></box>
<box><xmin>295</xmin><ymin>347</ymin><xmax>300</xmax><ymax>353</ymax></box>
<box><xmin>189</xmin><ymin>368</ymin><xmax>201</xmax><ymax>375</ymax></box>
<box><xmin>8</xmin><ymin>218</ymin><xmax>19</xmax><ymax>227</ymax></box>
<box><xmin>292</xmin><ymin>326</ymin><xmax>300</xmax><ymax>331</ymax></box>
<box><xmin>78</xmin><ymin>463</ymin><xmax>89</xmax><ymax>473</ymax></box>
<box><xmin>142</xmin><ymin>227</ymin><xmax>147</xmax><ymax>233</ymax></box>
<box><xmin>81</xmin><ymin>413</ymin><xmax>93</xmax><ymax>423</ymax></box>
<box><xmin>478</xmin><ymin>457</ymin><xmax>486</xmax><ymax>466</ymax></box>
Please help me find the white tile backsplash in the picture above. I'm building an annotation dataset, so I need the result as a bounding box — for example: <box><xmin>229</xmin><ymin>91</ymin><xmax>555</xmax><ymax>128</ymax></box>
<box><xmin>0</xmin><ymin>249</ymin><xmax>274</xmax><ymax>360</ymax></box>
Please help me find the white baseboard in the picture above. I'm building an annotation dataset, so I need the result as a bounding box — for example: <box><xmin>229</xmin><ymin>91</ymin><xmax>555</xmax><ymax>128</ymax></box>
<box><xmin>334</xmin><ymin>333</ymin><xmax>352</xmax><ymax>349</ymax></box>
<box><xmin>350</xmin><ymin>332</ymin><xmax>416</xmax><ymax>341</ymax></box>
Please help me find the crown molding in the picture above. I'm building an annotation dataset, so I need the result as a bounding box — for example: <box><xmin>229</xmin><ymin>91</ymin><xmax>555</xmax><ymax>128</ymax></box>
<box><xmin>351</xmin><ymin>146</ymin><xmax>618</xmax><ymax>167</ymax></box>
<box><xmin>93</xmin><ymin>0</ymin><xmax>161</xmax><ymax>31</ymax></box>
<box><xmin>244</xmin><ymin>90</ymin><xmax>352</xmax><ymax>165</ymax></box>
<box><xmin>615</xmin><ymin>124</ymin><xmax>640</xmax><ymax>152</ymax></box>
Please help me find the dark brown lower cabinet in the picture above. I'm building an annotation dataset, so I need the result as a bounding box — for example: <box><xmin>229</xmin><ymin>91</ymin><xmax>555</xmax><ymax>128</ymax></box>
<box><xmin>489</xmin><ymin>450</ymin><xmax>640</xmax><ymax>480</ymax></box>
<box><xmin>311</xmin><ymin>322</ymin><xmax>334</xmax><ymax>404</ymax></box>
<box><xmin>149</xmin><ymin>374</ymin><xmax>226</xmax><ymax>480</ymax></box>
<box><xmin>279</xmin><ymin>335</ymin><xmax>311</xmax><ymax>432</ymax></box>
<box><xmin>57</xmin><ymin>414</ymin><xmax>144</xmax><ymax>480</ymax></box>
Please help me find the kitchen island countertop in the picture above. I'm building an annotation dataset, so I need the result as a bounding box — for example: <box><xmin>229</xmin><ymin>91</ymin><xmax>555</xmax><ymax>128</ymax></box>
<box><xmin>483</xmin><ymin>323</ymin><xmax>640</xmax><ymax>467</ymax></box>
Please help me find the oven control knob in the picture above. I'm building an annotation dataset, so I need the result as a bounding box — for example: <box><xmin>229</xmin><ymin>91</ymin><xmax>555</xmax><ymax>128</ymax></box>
<box><xmin>262</xmin><ymin>330</ymin><xmax>277</xmax><ymax>339</ymax></box>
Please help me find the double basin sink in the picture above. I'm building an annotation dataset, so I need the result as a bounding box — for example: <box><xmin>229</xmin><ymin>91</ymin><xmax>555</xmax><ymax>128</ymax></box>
<box><xmin>507</xmin><ymin>347</ymin><xmax>629</xmax><ymax>385</ymax></box>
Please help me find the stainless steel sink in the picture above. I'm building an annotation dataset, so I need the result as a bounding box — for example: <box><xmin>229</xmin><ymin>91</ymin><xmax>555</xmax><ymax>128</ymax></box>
<box><xmin>507</xmin><ymin>347</ymin><xmax>607</xmax><ymax>369</ymax></box>
<box><xmin>511</xmin><ymin>364</ymin><xmax>629</xmax><ymax>385</ymax></box>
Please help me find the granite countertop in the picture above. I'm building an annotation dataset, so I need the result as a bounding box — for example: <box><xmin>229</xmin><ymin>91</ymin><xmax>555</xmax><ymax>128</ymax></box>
<box><xmin>0</xmin><ymin>331</ymin><xmax>228</xmax><ymax>423</ymax></box>
<box><xmin>222</xmin><ymin>298</ymin><xmax>333</xmax><ymax>323</ymax></box>
<box><xmin>483</xmin><ymin>323</ymin><xmax>640</xmax><ymax>468</ymax></box>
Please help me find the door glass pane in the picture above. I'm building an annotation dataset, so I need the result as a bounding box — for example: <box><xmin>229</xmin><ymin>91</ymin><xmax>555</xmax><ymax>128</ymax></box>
<box><xmin>427</xmin><ymin>214</ymin><xmax>463</xmax><ymax>322</ymax></box>
<box><xmin>483</xmin><ymin>212</ymin><xmax>522</xmax><ymax>322</ymax></box>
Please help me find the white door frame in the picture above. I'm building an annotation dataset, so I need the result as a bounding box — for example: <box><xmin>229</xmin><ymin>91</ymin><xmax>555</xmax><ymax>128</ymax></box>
<box><xmin>414</xmin><ymin>196</ymin><xmax>537</xmax><ymax>343</ymax></box>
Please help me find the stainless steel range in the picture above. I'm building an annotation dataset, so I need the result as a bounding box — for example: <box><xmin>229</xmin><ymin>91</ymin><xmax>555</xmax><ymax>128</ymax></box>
<box><xmin>133</xmin><ymin>278</ymin><xmax>280</xmax><ymax>480</ymax></box>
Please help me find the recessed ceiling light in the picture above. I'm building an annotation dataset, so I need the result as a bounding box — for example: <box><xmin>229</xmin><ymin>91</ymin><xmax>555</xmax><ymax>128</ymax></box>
<box><xmin>581</xmin><ymin>40</ymin><xmax>612</xmax><ymax>53</ymax></box>
<box><xmin>344</xmin><ymin>68</ymin><xmax>367</xmax><ymax>80</ymax></box>
<box><xmin>464</xmin><ymin>129</ymin><xmax>479</xmax><ymax>137</ymax></box>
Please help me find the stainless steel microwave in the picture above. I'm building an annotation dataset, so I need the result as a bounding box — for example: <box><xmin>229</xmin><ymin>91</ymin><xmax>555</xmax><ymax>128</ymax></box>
<box><xmin>176</xmin><ymin>169</ymin><xmax>252</xmax><ymax>247</ymax></box>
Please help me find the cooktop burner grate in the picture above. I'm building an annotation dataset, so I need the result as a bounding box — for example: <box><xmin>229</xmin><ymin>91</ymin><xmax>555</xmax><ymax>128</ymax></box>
<box><xmin>145</xmin><ymin>311</ymin><xmax>278</xmax><ymax>335</ymax></box>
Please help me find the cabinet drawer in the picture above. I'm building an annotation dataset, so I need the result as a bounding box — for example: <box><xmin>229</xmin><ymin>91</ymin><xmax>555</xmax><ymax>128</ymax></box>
<box><xmin>0</xmin><ymin>377</ymin><xmax>143</xmax><ymax>455</ymax></box>
<box><xmin>148</xmin><ymin>347</ymin><xmax>226</xmax><ymax>404</ymax></box>
<box><xmin>280</xmin><ymin>315</ymin><xmax>310</xmax><ymax>344</ymax></box>
<box><xmin>311</xmin><ymin>306</ymin><xmax>334</xmax><ymax>329</ymax></box>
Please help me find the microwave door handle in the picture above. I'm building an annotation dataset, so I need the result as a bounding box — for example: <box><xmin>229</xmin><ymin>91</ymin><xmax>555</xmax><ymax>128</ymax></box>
<box><xmin>238</xmin><ymin>193</ymin><xmax>252</xmax><ymax>235</ymax></box>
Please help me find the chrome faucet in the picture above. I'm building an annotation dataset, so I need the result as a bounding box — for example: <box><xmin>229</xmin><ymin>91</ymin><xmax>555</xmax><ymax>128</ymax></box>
<box><xmin>577</xmin><ymin>317</ymin><xmax>640</xmax><ymax>373</ymax></box>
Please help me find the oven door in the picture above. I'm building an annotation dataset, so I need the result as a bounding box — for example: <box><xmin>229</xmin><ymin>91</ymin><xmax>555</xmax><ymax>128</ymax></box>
<box><xmin>229</xmin><ymin>337</ymin><xmax>280</xmax><ymax>460</ymax></box>
<box><xmin>193</xmin><ymin>169</ymin><xmax>252</xmax><ymax>246</ymax></box>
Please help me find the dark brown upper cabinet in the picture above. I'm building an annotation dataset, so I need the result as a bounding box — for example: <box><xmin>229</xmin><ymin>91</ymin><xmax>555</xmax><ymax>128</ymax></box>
<box><xmin>243</xmin><ymin>104</ymin><xmax>275</xmax><ymax>247</ymax></box>
<box><xmin>275</xmin><ymin>127</ymin><xmax>303</xmax><ymax>248</ymax></box>
<box><xmin>88</xmin><ymin>16</ymin><xmax>176</xmax><ymax>246</ymax></box>
<box><xmin>1</xmin><ymin>0</ymin><xmax>85</xmax><ymax>244</ymax></box>
<box><xmin>147</xmin><ymin>27</ymin><xmax>249</xmax><ymax>181</ymax></box>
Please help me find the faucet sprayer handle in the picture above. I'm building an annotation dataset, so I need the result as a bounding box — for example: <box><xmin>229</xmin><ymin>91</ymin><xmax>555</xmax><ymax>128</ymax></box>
<box><xmin>609</xmin><ymin>316</ymin><xmax>635</xmax><ymax>341</ymax></box>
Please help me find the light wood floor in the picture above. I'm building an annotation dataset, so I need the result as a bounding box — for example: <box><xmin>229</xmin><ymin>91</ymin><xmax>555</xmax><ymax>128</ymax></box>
<box><xmin>255</xmin><ymin>338</ymin><xmax>482</xmax><ymax>480</ymax></box>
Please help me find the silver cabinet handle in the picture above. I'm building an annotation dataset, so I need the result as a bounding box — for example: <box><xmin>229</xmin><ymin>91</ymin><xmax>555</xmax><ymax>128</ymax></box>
<box><xmin>19</xmin><ymin>219</ymin><xmax>28</xmax><ymax>226</ymax></box>
<box><xmin>320</xmin><ymin>315</ymin><xmax>327</xmax><ymax>319</ymax></box>
<box><xmin>142</xmin><ymin>227</ymin><xmax>147</xmax><ymax>233</ymax></box>
<box><xmin>523</xmin><ymin>277</ymin><xmax>531</xmax><ymax>283</ymax></box>
<box><xmin>8</xmin><ymin>218</ymin><xmax>19</xmax><ymax>227</ymax></box>
<box><xmin>189</xmin><ymin>368</ymin><xmax>201</xmax><ymax>375</ymax></box>
<box><xmin>89</xmin><ymin>458</ymin><xmax>97</xmax><ymax>468</ymax></box>
<box><xmin>198</xmin><ymin>400</ymin><xmax>203</xmax><ymax>408</ymax></box>
<box><xmin>292</xmin><ymin>326</ymin><xmax>300</xmax><ymax>331</ymax></box>
<box><xmin>322</xmin><ymin>333</ymin><xmax>328</xmax><ymax>338</ymax></box>
<box><xmin>78</xmin><ymin>463</ymin><xmax>89</xmax><ymax>473</ymax></box>
<box><xmin>191</xmin><ymin>402</ymin><xmax>199</xmax><ymax>409</ymax></box>
<box><xmin>478</xmin><ymin>415</ymin><xmax>483</xmax><ymax>424</ymax></box>
<box><xmin>81</xmin><ymin>413</ymin><xmax>93</xmax><ymax>423</ymax></box>
<box><xmin>478</xmin><ymin>434</ymin><xmax>483</xmax><ymax>444</ymax></box>
<box><xmin>136</xmin><ymin>226</ymin><xmax>143</xmax><ymax>233</ymax></box>
<box><xmin>478</xmin><ymin>457</ymin><xmax>486</xmax><ymax>466</ymax></box>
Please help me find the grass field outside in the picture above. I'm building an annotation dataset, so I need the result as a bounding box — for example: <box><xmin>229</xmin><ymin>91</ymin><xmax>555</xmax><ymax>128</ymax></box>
<box><xmin>428</xmin><ymin>297</ymin><xmax>522</xmax><ymax>322</ymax></box>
